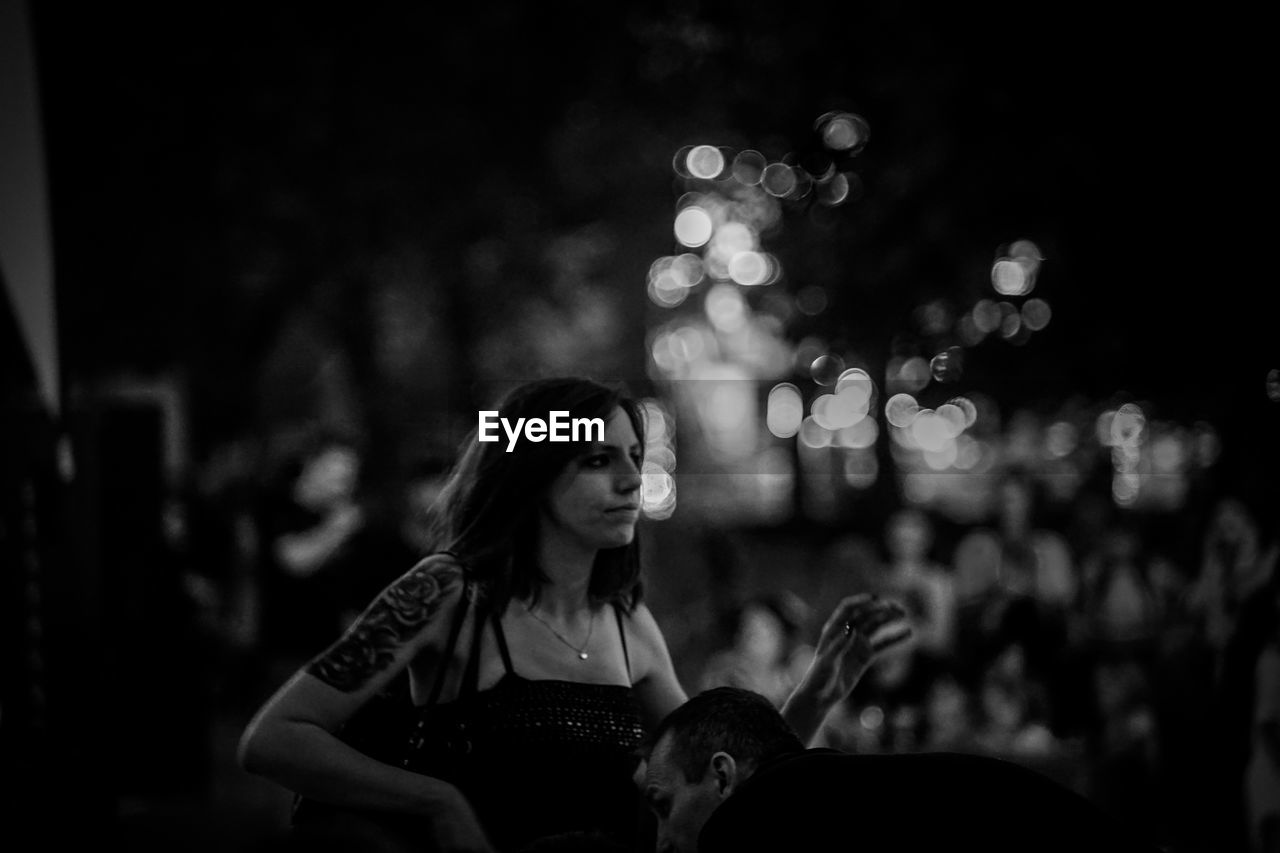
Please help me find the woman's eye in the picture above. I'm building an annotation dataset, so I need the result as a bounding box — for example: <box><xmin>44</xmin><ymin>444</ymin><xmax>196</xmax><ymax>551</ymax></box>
<box><xmin>583</xmin><ymin>454</ymin><xmax>610</xmax><ymax>469</ymax></box>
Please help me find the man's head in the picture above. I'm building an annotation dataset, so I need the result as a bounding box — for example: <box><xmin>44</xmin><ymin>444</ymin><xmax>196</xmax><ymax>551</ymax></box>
<box><xmin>637</xmin><ymin>688</ymin><xmax>804</xmax><ymax>853</ymax></box>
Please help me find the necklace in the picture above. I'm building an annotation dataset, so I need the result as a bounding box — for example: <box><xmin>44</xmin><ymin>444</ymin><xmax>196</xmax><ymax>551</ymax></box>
<box><xmin>524</xmin><ymin>603</ymin><xmax>595</xmax><ymax>661</ymax></box>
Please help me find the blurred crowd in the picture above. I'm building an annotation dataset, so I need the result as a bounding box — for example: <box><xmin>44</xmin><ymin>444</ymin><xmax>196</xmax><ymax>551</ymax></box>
<box><xmin>159</xmin><ymin>421</ymin><xmax>1278</xmax><ymax>853</ymax></box>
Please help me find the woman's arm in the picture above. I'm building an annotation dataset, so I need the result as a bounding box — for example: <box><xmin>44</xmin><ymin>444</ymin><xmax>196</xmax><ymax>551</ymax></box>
<box><xmin>781</xmin><ymin>594</ymin><xmax>911</xmax><ymax>745</ymax></box>
<box><xmin>627</xmin><ymin>603</ymin><xmax>689</xmax><ymax>729</ymax></box>
<box><xmin>237</xmin><ymin>555</ymin><xmax>491</xmax><ymax>848</ymax></box>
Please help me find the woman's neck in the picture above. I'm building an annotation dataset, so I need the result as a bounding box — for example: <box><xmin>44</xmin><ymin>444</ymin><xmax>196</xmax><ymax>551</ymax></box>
<box><xmin>532</xmin><ymin>534</ymin><xmax>596</xmax><ymax>617</ymax></box>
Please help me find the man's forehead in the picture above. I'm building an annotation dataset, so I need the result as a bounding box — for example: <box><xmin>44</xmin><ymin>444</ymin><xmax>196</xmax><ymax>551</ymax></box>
<box><xmin>642</xmin><ymin>735</ymin><xmax>677</xmax><ymax>785</ymax></box>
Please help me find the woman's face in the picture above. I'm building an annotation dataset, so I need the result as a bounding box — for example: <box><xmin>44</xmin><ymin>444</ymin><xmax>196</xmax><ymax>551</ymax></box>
<box><xmin>540</xmin><ymin>407</ymin><xmax>643</xmax><ymax>553</ymax></box>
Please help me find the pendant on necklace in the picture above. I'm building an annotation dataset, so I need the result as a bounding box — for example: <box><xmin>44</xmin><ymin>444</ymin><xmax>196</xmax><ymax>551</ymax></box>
<box><xmin>578</xmin><ymin>651</ymin><xmax>589</xmax><ymax>661</ymax></box>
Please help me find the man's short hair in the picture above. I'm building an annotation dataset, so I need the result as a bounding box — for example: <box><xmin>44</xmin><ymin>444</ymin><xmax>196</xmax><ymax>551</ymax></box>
<box><xmin>647</xmin><ymin>687</ymin><xmax>805</xmax><ymax>783</ymax></box>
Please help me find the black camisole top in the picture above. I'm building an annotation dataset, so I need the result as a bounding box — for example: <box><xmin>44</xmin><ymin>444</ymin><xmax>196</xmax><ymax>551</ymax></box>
<box><xmin>402</xmin><ymin>595</ymin><xmax>647</xmax><ymax>852</ymax></box>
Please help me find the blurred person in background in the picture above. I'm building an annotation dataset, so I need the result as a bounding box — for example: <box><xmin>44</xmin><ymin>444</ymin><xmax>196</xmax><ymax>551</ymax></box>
<box><xmin>237</xmin><ymin>378</ymin><xmax>912</xmax><ymax>853</ymax></box>
<box><xmin>1189</xmin><ymin>496</ymin><xmax>1278</xmax><ymax>678</ymax></box>
<box><xmin>1245</xmin><ymin>588</ymin><xmax>1280</xmax><ymax>853</ymax></box>
<box><xmin>878</xmin><ymin>507</ymin><xmax>957</xmax><ymax>657</ymax></box>
<box><xmin>253</xmin><ymin>432</ymin><xmax>371</xmax><ymax>678</ymax></box>
<box><xmin>697</xmin><ymin>592</ymin><xmax>813</xmax><ymax>708</ymax></box>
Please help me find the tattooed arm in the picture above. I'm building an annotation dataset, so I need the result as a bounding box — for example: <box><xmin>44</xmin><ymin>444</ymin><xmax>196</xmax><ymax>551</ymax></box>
<box><xmin>237</xmin><ymin>554</ymin><xmax>493</xmax><ymax>848</ymax></box>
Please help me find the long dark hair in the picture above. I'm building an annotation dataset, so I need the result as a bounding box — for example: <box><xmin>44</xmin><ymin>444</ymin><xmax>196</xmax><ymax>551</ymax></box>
<box><xmin>427</xmin><ymin>377</ymin><xmax>646</xmax><ymax>613</ymax></box>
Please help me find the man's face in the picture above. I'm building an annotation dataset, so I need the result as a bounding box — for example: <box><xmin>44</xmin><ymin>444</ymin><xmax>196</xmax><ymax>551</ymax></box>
<box><xmin>639</xmin><ymin>735</ymin><xmax>730</xmax><ymax>853</ymax></box>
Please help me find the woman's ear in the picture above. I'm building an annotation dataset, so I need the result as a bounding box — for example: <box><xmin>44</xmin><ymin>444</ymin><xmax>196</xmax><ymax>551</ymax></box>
<box><xmin>709</xmin><ymin>751</ymin><xmax>742</xmax><ymax>799</ymax></box>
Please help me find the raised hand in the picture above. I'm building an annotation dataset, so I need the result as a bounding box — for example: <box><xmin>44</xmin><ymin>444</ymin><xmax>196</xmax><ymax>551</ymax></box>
<box><xmin>799</xmin><ymin>594</ymin><xmax>913</xmax><ymax>708</ymax></box>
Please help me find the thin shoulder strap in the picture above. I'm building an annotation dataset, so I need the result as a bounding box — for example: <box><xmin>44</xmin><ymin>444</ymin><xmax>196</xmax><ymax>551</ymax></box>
<box><xmin>614</xmin><ymin>604</ymin><xmax>632</xmax><ymax>684</ymax></box>
<box><xmin>425</xmin><ymin>578</ymin><xmax>474</xmax><ymax>708</ymax></box>
<box><xmin>459</xmin><ymin>597</ymin><xmax>490</xmax><ymax>699</ymax></box>
<box><xmin>491</xmin><ymin>607</ymin><xmax>516</xmax><ymax>676</ymax></box>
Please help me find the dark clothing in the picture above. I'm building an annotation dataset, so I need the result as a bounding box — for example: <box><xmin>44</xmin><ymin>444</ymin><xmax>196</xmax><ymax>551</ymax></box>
<box><xmin>403</xmin><ymin>601</ymin><xmax>647</xmax><ymax>852</ymax></box>
<box><xmin>698</xmin><ymin>748</ymin><xmax>1161</xmax><ymax>852</ymax></box>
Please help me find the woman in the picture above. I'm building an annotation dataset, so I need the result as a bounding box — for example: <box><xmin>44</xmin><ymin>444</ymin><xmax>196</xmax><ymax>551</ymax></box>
<box><xmin>238</xmin><ymin>378</ymin><xmax>908</xmax><ymax>852</ymax></box>
<box><xmin>698</xmin><ymin>593</ymin><xmax>812</xmax><ymax>708</ymax></box>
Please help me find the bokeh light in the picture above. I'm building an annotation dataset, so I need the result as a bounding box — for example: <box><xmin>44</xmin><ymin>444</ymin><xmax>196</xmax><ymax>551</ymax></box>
<box><xmin>816</xmin><ymin>111</ymin><xmax>870</xmax><ymax>154</ymax></box>
<box><xmin>885</xmin><ymin>393</ymin><xmax>920</xmax><ymax>428</ymax></box>
<box><xmin>835</xmin><ymin>417</ymin><xmax>878</xmax><ymax>449</ymax></box>
<box><xmin>728</xmin><ymin>250</ymin><xmax>769</xmax><ymax>286</ymax></box>
<box><xmin>674</xmin><ymin>206</ymin><xmax>714</xmax><ymax>248</ymax></box>
<box><xmin>817</xmin><ymin>172</ymin><xmax>851</xmax><ymax>206</ymax></box>
<box><xmin>991</xmin><ymin>258</ymin><xmax>1030</xmax><ymax>296</ymax></box>
<box><xmin>973</xmin><ymin>299</ymin><xmax>1001</xmax><ymax>334</ymax></box>
<box><xmin>799</xmin><ymin>415</ymin><xmax>833</xmax><ymax>448</ymax></box>
<box><xmin>767</xmin><ymin>383</ymin><xmax>804</xmax><ymax>438</ymax></box>
<box><xmin>910</xmin><ymin>409</ymin><xmax>953</xmax><ymax>452</ymax></box>
<box><xmin>761</xmin><ymin>162</ymin><xmax>798</xmax><ymax>198</ymax></box>
<box><xmin>705</xmin><ymin>283</ymin><xmax>748</xmax><ymax>332</ymax></box>
<box><xmin>1267</xmin><ymin>368</ymin><xmax>1280</xmax><ymax>402</ymax></box>
<box><xmin>1022</xmin><ymin>297</ymin><xmax>1052</xmax><ymax>331</ymax></box>
<box><xmin>810</xmin><ymin>353</ymin><xmax>845</xmax><ymax>386</ymax></box>
<box><xmin>687</xmin><ymin>145</ymin><xmax>726</xmax><ymax>180</ymax></box>
<box><xmin>732</xmin><ymin>150</ymin><xmax>767</xmax><ymax>186</ymax></box>
<box><xmin>947</xmin><ymin>396</ymin><xmax>978</xmax><ymax>428</ymax></box>
<box><xmin>929</xmin><ymin>347</ymin><xmax>963</xmax><ymax>383</ymax></box>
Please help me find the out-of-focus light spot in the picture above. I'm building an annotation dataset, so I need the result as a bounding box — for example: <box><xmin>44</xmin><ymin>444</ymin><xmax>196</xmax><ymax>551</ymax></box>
<box><xmin>911</xmin><ymin>410</ymin><xmax>952</xmax><ymax>452</ymax></box>
<box><xmin>672</xmin><ymin>145</ymin><xmax>693</xmax><ymax>178</ymax></box>
<box><xmin>671</xmin><ymin>253</ymin><xmax>705</xmax><ymax>287</ymax></box>
<box><xmin>999</xmin><ymin>310</ymin><xmax>1023</xmax><ymax>339</ymax></box>
<box><xmin>887</xmin><ymin>356</ymin><xmax>930</xmax><ymax>394</ymax></box>
<box><xmin>973</xmin><ymin>299</ymin><xmax>1001</xmax><ymax>334</ymax></box>
<box><xmin>674</xmin><ymin>207</ymin><xmax>713</xmax><ymax>248</ymax></box>
<box><xmin>903</xmin><ymin>473</ymin><xmax>937</xmax><ymax>504</ymax></box>
<box><xmin>1267</xmin><ymin>368</ymin><xmax>1280</xmax><ymax>402</ymax></box>
<box><xmin>1096</xmin><ymin>410</ymin><xmax>1117</xmax><ymax>446</ymax></box>
<box><xmin>647</xmin><ymin>446</ymin><xmax>677</xmax><ymax>471</ymax></box>
<box><xmin>936</xmin><ymin>403</ymin><xmax>966</xmax><ymax>437</ymax></box>
<box><xmin>1010</xmin><ymin>239</ymin><xmax>1044</xmax><ymax>264</ymax></box>
<box><xmin>648</xmin><ymin>269</ymin><xmax>689</xmax><ymax>307</ymax></box>
<box><xmin>816</xmin><ymin>111</ymin><xmax>870</xmax><ymax>154</ymax></box>
<box><xmin>641</xmin><ymin>462</ymin><xmax>677</xmax><ymax>519</ymax></box>
<box><xmin>671</xmin><ymin>325</ymin><xmax>708</xmax><ymax>363</ymax></box>
<box><xmin>843</xmin><ymin>450</ymin><xmax>879</xmax><ymax>488</ymax></box>
<box><xmin>816</xmin><ymin>384</ymin><xmax>871</xmax><ymax>430</ymax></box>
<box><xmin>924</xmin><ymin>441</ymin><xmax>958</xmax><ymax>471</ymax></box>
<box><xmin>817</xmin><ymin>172</ymin><xmax>851</xmax><ymax>206</ymax></box>
<box><xmin>836</xmin><ymin>368</ymin><xmax>873</xmax><ymax>393</ymax></box>
<box><xmin>712</xmin><ymin>221</ymin><xmax>756</xmax><ymax>256</ymax></box>
<box><xmin>1152</xmin><ymin>434</ymin><xmax>1183</xmax><ymax>473</ymax></box>
<box><xmin>957</xmin><ymin>313</ymin><xmax>985</xmax><ymax>347</ymax></box>
<box><xmin>767</xmin><ymin>383</ymin><xmax>804</xmax><ymax>438</ymax></box>
<box><xmin>797</xmin><ymin>286</ymin><xmax>828</xmax><ymax>316</ymax></box>
<box><xmin>886</xmin><ymin>393</ymin><xmax>920</xmax><ymax>428</ymax></box>
<box><xmin>687</xmin><ymin>145</ymin><xmax>726</xmax><ymax>180</ymax></box>
<box><xmin>915</xmin><ymin>300</ymin><xmax>953</xmax><ymax>336</ymax></box>
<box><xmin>732</xmin><ymin>150</ymin><xmax>767</xmax><ymax>186</ymax></box>
<box><xmin>811</xmin><ymin>354</ymin><xmax>845</xmax><ymax>386</ymax></box>
<box><xmin>761</xmin><ymin>162</ymin><xmax>798</xmax><ymax>198</ymax></box>
<box><xmin>929</xmin><ymin>347</ymin><xmax>964</xmax><ymax>383</ymax></box>
<box><xmin>794</xmin><ymin>337</ymin><xmax>827</xmax><ymax>375</ymax></box>
<box><xmin>728</xmin><ymin>251</ymin><xmax>769</xmax><ymax>286</ymax></box>
<box><xmin>992</xmin><ymin>259</ymin><xmax>1029</xmax><ymax>296</ymax></box>
<box><xmin>705</xmin><ymin>252</ymin><xmax>731</xmax><ymax>282</ymax></box>
<box><xmin>1193</xmin><ymin>422</ymin><xmax>1221</xmax><ymax>467</ymax></box>
<box><xmin>947</xmin><ymin>396</ymin><xmax>978</xmax><ymax>429</ymax></box>
<box><xmin>705</xmin><ymin>283</ymin><xmax>748</xmax><ymax>332</ymax></box>
<box><xmin>1022</xmin><ymin>298</ymin><xmax>1052</xmax><ymax>331</ymax></box>
<box><xmin>1111</xmin><ymin>403</ymin><xmax>1146</xmax><ymax>446</ymax></box>
<box><xmin>836</xmin><ymin>417</ymin><xmax>878</xmax><ymax>449</ymax></box>
<box><xmin>642</xmin><ymin>399</ymin><xmax>670</xmax><ymax>442</ymax></box>
<box><xmin>1113</xmin><ymin>471</ymin><xmax>1140</xmax><ymax>507</ymax></box>
<box><xmin>955</xmin><ymin>434</ymin><xmax>981</xmax><ymax>470</ymax></box>
<box><xmin>786</xmin><ymin>165</ymin><xmax>814</xmax><ymax>202</ymax></box>
<box><xmin>799</xmin><ymin>416</ymin><xmax>833</xmax><ymax>448</ymax></box>
<box><xmin>1046</xmin><ymin>421</ymin><xmax>1077</xmax><ymax>458</ymax></box>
